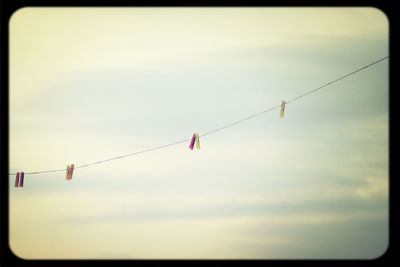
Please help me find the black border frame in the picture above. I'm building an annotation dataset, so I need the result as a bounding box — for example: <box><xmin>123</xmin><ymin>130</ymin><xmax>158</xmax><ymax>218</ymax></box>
<box><xmin>1</xmin><ymin>1</ymin><xmax>397</xmax><ymax>266</ymax></box>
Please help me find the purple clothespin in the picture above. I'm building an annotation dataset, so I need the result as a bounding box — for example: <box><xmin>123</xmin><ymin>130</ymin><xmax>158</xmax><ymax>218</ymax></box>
<box><xmin>189</xmin><ymin>134</ymin><xmax>196</xmax><ymax>150</ymax></box>
<box><xmin>19</xmin><ymin>172</ymin><xmax>25</xmax><ymax>187</ymax></box>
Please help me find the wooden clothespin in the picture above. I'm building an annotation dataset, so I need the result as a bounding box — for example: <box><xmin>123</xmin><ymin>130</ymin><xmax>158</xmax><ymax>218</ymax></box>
<box><xmin>69</xmin><ymin>164</ymin><xmax>74</xmax><ymax>180</ymax></box>
<box><xmin>66</xmin><ymin>165</ymin><xmax>70</xmax><ymax>180</ymax></box>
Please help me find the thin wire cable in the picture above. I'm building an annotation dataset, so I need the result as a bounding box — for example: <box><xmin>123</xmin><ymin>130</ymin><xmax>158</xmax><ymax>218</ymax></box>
<box><xmin>201</xmin><ymin>56</ymin><xmax>389</xmax><ymax>137</ymax></box>
<box><xmin>285</xmin><ymin>56</ymin><xmax>389</xmax><ymax>104</ymax></box>
<box><xmin>200</xmin><ymin>104</ymin><xmax>282</xmax><ymax>138</ymax></box>
<box><xmin>74</xmin><ymin>138</ymin><xmax>190</xmax><ymax>170</ymax></box>
<box><xmin>9</xmin><ymin>56</ymin><xmax>389</xmax><ymax>176</ymax></box>
<box><xmin>10</xmin><ymin>138</ymin><xmax>191</xmax><ymax>175</ymax></box>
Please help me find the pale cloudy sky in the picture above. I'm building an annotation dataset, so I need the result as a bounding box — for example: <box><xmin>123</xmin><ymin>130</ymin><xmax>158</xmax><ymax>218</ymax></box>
<box><xmin>9</xmin><ymin>7</ymin><xmax>388</xmax><ymax>259</ymax></box>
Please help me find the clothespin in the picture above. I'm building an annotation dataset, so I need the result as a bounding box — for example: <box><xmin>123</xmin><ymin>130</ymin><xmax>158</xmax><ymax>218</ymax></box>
<box><xmin>19</xmin><ymin>172</ymin><xmax>24</xmax><ymax>187</ymax></box>
<box><xmin>15</xmin><ymin>172</ymin><xmax>20</xmax><ymax>187</ymax></box>
<box><xmin>66</xmin><ymin>164</ymin><xmax>74</xmax><ymax>180</ymax></box>
<box><xmin>189</xmin><ymin>133</ymin><xmax>196</xmax><ymax>150</ymax></box>
<box><xmin>280</xmin><ymin>100</ymin><xmax>286</xmax><ymax>118</ymax></box>
<box><xmin>66</xmin><ymin>165</ymin><xmax>70</xmax><ymax>180</ymax></box>
<box><xmin>195</xmin><ymin>133</ymin><xmax>200</xmax><ymax>149</ymax></box>
<box><xmin>69</xmin><ymin>164</ymin><xmax>74</xmax><ymax>180</ymax></box>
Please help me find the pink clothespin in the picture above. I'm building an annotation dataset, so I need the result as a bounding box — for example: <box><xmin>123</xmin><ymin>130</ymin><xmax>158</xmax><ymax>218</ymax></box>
<box><xmin>15</xmin><ymin>172</ymin><xmax>20</xmax><ymax>187</ymax></box>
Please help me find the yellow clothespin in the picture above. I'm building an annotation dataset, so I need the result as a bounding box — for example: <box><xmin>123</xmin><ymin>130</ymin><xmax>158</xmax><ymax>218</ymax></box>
<box><xmin>195</xmin><ymin>133</ymin><xmax>200</xmax><ymax>149</ymax></box>
<box><xmin>280</xmin><ymin>100</ymin><xmax>286</xmax><ymax>118</ymax></box>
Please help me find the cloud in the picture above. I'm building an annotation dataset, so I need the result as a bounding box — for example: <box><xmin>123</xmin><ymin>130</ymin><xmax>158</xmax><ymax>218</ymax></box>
<box><xmin>9</xmin><ymin>7</ymin><xmax>388</xmax><ymax>260</ymax></box>
<box><xmin>355</xmin><ymin>176</ymin><xmax>388</xmax><ymax>199</ymax></box>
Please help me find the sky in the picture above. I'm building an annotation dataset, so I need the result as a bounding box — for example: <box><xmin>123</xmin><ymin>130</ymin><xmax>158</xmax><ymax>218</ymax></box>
<box><xmin>9</xmin><ymin>7</ymin><xmax>388</xmax><ymax>259</ymax></box>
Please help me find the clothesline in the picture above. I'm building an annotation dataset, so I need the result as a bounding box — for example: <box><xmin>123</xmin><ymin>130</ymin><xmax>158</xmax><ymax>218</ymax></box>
<box><xmin>9</xmin><ymin>56</ymin><xmax>389</xmax><ymax>177</ymax></box>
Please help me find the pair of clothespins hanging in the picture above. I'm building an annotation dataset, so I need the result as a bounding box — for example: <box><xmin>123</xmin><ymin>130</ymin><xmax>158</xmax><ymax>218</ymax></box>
<box><xmin>66</xmin><ymin>164</ymin><xmax>74</xmax><ymax>181</ymax></box>
<box><xmin>280</xmin><ymin>100</ymin><xmax>286</xmax><ymax>118</ymax></box>
<box><xmin>189</xmin><ymin>133</ymin><xmax>200</xmax><ymax>150</ymax></box>
<box><xmin>15</xmin><ymin>172</ymin><xmax>25</xmax><ymax>188</ymax></box>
